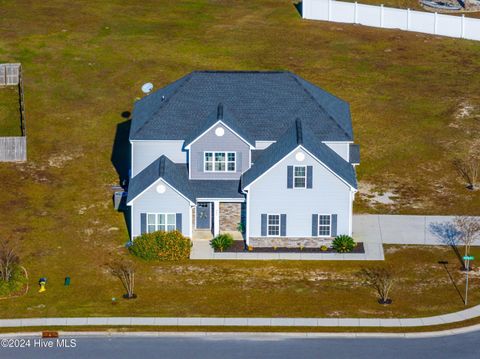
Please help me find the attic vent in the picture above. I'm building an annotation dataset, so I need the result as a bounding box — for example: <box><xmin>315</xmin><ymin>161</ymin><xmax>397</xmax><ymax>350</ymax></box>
<box><xmin>217</xmin><ymin>103</ymin><xmax>223</xmax><ymax>120</ymax></box>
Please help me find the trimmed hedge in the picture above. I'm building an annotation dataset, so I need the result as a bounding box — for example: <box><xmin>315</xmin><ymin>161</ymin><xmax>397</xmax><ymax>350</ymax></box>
<box><xmin>332</xmin><ymin>235</ymin><xmax>356</xmax><ymax>253</ymax></box>
<box><xmin>129</xmin><ymin>230</ymin><xmax>191</xmax><ymax>261</ymax></box>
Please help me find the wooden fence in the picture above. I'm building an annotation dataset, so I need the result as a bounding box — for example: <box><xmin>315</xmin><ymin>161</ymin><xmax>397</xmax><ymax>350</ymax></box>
<box><xmin>0</xmin><ymin>63</ymin><xmax>26</xmax><ymax>162</ymax></box>
<box><xmin>0</xmin><ymin>137</ymin><xmax>26</xmax><ymax>161</ymax></box>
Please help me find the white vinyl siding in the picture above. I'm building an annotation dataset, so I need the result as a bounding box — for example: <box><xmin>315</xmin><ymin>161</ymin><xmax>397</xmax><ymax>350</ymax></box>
<box><xmin>147</xmin><ymin>213</ymin><xmax>176</xmax><ymax>233</ymax></box>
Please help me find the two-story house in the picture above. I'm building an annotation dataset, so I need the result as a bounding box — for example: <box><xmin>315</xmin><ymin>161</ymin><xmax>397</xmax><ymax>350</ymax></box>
<box><xmin>126</xmin><ymin>71</ymin><xmax>359</xmax><ymax>248</ymax></box>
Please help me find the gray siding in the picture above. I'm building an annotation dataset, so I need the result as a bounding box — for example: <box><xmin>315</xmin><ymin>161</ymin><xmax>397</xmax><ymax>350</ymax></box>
<box><xmin>247</xmin><ymin>149</ymin><xmax>353</xmax><ymax>241</ymax></box>
<box><xmin>130</xmin><ymin>178</ymin><xmax>191</xmax><ymax>238</ymax></box>
<box><xmin>132</xmin><ymin>140</ymin><xmax>186</xmax><ymax>177</ymax></box>
<box><xmin>323</xmin><ymin>142</ymin><xmax>350</xmax><ymax>162</ymax></box>
<box><xmin>189</xmin><ymin>123</ymin><xmax>251</xmax><ymax>180</ymax></box>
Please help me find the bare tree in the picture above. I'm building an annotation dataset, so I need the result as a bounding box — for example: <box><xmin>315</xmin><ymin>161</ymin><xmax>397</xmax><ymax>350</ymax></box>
<box><xmin>454</xmin><ymin>154</ymin><xmax>479</xmax><ymax>190</ymax></box>
<box><xmin>109</xmin><ymin>260</ymin><xmax>136</xmax><ymax>299</ymax></box>
<box><xmin>359</xmin><ymin>267</ymin><xmax>395</xmax><ymax>304</ymax></box>
<box><xmin>0</xmin><ymin>240</ymin><xmax>19</xmax><ymax>282</ymax></box>
<box><xmin>454</xmin><ymin>216</ymin><xmax>480</xmax><ymax>270</ymax></box>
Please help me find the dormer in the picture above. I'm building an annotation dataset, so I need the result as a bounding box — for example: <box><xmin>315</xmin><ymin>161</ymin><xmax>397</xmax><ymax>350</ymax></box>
<box><xmin>184</xmin><ymin>104</ymin><xmax>255</xmax><ymax>180</ymax></box>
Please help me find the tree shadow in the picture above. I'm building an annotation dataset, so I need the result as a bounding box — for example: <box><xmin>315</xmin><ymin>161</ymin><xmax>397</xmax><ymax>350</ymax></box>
<box><xmin>429</xmin><ymin>222</ymin><xmax>465</xmax><ymax>269</ymax></box>
<box><xmin>111</xmin><ymin>112</ymin><xmax>132</xmax><ymax>238</ymax></box>
<box><xmin>438</xmin><ymin>260</ymin><xmax>465</xmax><ymax>304</ymax></box>
<box><xmin>293</xmin><ymin>1</ymin><xmax>303</xmax><ymax>17</ymax></box>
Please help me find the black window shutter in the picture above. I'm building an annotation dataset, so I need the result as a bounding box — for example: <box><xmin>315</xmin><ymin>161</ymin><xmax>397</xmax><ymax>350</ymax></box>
<box><xmin>280</xmin><ymin>214</ymin><xmax>287</xmax><ymax>236</ymax></box>
<box><xmin>140</xmin><ymin>213</ymin><xmax>147</xmax><ymax>234</ymax></box>
<box><xmin>307</xmin><ymin>166</ymin><xmax>313</xmax><ymax>188</ymax></box>
<box><xmin>312</xmin><ymin>214</ymin><xmax>318</xmax><ymax>236</ymax></box>
<box><xmin>331</xmin><ymin>214</ymin><xmax>338</xmax><ymax>237</ymax></box>
<box><xmin>176</xmin><ymin>213</ymin><xmax>182</xmax><ymax>233</ymax></box>
<box><xmin>261</xmin><ymin>214</ymin><xmax>267</xmax><ymax>236</ymax></box>
<box><xmin>287</xmin><ymin>166</ymin><xmax>293</xmax><ymax>188</ymax></box>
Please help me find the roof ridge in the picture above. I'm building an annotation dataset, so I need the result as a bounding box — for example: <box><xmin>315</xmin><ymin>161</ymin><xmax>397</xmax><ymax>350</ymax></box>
<box><xmin>132</xmin><ymin>74</ymin><xmax>193</xmax><ymax>138</ymax></box>
<box><xmin>288</xmin><ymin>73</ymin><xmax>351</xmax><ymax>139</ymax></box>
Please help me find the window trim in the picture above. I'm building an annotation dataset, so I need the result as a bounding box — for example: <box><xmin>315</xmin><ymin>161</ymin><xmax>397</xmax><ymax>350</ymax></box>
<box><xmin>146</xmin><ymin>212</ymin><xmax>176</xmax><ymax>233</ymax></box>
<box><xmin>266</xmin><ymin>213</ymin><xmax>281</xmax><ymax>237</ymax></box>
<box><xmin>317</xmin><ymin>214</ymin><xmax>331</xmax><ymax>237</ymax></box>
<box><xmin>293</xmin><ymin>165</ymin><xmax>307</xmax><ymax>189</ymax></box>
<box><xmin>203</xmin><ymin>151</ymin><xmax>236</xmax><ymax>173</ymax></box>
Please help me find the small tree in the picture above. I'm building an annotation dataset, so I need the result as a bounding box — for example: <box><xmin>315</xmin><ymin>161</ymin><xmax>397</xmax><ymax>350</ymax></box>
<box><xmin>359</xmin><ymin>267</ymin><xmax>395</xmax><ymax>304</ymax></box>
<box><xmin>0</xmin><ymin>240</ymin><xmax>19</xmax><ymax>282</ymax></box>
<box><xmin>109</xmin><ymin>260</ymin><xmax>136</xmax><ymax>299</ymax></box>
<box><xmin>429</xmin><ymin>221</ymin><xmax>463</xmax><ymax>267</ymax></box>
<box><xmin>454</xmin><ymin>216</ymin><xmax>480</xmax><ymax>270</ymax></box>
<box><xmin>453</xmin><ymin>154</ymin><xmax>479</xmax><ymax>190</ymax></box>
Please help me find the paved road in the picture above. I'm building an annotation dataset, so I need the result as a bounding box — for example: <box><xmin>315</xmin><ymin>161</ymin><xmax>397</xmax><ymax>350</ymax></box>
<box><xmin>2</xmin><ymin>332</ymin><xmax>480</xmax><ymax>359</ymax></box>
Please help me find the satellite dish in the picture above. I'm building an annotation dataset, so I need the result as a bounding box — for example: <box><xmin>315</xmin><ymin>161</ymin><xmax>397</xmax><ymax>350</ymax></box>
<box><xmin>141</xmin><ymin>82</ymin><xmax>154</xmax><ymax>94</ymax></box>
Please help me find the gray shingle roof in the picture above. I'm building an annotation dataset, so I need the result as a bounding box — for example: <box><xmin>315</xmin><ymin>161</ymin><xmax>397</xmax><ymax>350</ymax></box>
<box><xmin>127</xmin><ymin>156</ymin><xmax>244</xmax><ymax>204</ymax></box>
<box><xmin>184</xmin><ymin>103</ymin><xmax>255</xmax><ymax>147</ymax></box>
<box><xmin>241</xmin><ymin>119</ymin><xmax>357</xmax><ymax>189</ymax></box>
<box><xmin>127</xmin><ymin>156</ymin><xmax>195</xmax><ymax>204</ymax></box>
<box><xmin>130</xmin><ymin>71</ymin><xmax>353</xmax><ymax>142</ymax></box>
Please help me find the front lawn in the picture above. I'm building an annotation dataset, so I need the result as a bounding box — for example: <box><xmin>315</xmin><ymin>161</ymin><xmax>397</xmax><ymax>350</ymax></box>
<box><xmin>1</xmin><ymin>245</ymin><xmax>479</xmax><ymax>319</ymax></box>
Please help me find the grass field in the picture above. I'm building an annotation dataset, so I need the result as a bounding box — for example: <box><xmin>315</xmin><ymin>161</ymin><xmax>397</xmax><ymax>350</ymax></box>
<box><xmin>0</xmin><ymin>86</ymin><xmax>21</xmax><ymax>136</ymax></box>
<box><xmin>0</xmin><ymin>0</ymin><xmax>479</xmax><ymax>320</ymax></box>
<box><xmin>1</xmin><ymin>245</ymin><xmax>479</xmax><ymax>319</ymax></box>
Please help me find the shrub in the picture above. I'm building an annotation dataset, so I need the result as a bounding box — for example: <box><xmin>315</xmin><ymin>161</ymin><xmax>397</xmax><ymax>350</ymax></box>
<box><xmin>210</xmin><ymin>234</ymin><xmax>234</xmax><ymax>252</ymax></box>
<box><xmin>129</xmin><ymin>230</ymin><xmax>191</xmax><ymax>261</ymax></box>
<box><xmin>332</xmin><ymin>235</ymin><xmax>356</xmax><ymax>253</ymax></box>
<box><xmin>320</xmin><ymin>245</ymin><xmax>328</xmax><ymax>252</ymax></box>
<box><xmin>0</xmin><ymin>265</ymin><xmax>27</xmax><ymax>297</ymax></box>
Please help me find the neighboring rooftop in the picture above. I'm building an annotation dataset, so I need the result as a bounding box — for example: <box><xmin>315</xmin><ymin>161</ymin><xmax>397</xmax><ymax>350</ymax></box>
<box><xmin>130</xmin><ymin>71</ymin><xmax>353</xmax><ymax>142</ymax></box>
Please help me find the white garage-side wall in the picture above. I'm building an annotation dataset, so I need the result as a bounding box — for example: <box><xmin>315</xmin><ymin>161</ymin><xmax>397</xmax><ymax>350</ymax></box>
<box><xmin>130</xmin><ymin>179</ymin><xmax>192</xmax><ymax>239</ymax></box>
<box><xmin>131</xmin><ymin>141</ymin><xmax>186</xmax><ymax>177</ymax></box>
<box><xmin>247</xmin><ymin>148</ymin><xmax>353</xmax><ymax>241</ymax></box>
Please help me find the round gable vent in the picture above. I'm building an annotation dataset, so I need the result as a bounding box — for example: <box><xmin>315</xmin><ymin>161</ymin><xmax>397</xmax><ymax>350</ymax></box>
<box><xmin>295</xmin><ymin>152</ymin><xmax>305</xmax><ymax>162</ymax></box>
<box><xmin>156</xmin><ymin>184</ymin><xmax>166</xmax><ymax>194</ymax></box>
<box><xmin>215</xmin><ymin>127</ymin><xmax>225</xmax><ymax>137</ymax></box>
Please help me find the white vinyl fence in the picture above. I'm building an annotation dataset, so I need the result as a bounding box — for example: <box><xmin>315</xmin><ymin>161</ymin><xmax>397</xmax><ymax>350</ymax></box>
<box><xmin>302</xmin><ymin>0</ymin><xmax>480</xmax><ymax>41</ymax></box>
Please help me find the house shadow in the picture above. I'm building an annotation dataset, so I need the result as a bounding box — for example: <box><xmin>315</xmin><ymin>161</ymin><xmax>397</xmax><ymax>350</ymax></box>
<box><xmin>293</xmin><ymin>1</ymin><xmax>303</xmax><ymax>17</ymax></box>
<box><xmin>111</xmin><ymin>112</ymin><xmax>132</xmax><ymax>238</ymax></box>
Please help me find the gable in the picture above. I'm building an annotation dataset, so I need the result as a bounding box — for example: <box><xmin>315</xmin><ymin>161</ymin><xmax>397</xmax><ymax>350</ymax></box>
<box><xmin>128</xmin><ymin>178</ymin><xmax>192</xmax><ymax>207</ymax></box>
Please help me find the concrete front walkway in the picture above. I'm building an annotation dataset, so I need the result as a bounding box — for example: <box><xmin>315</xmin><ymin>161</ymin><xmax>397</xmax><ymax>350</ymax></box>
<box><xmin>190</xmin><ymin>240</ymin><xmax>384</xmax><ymax>260</ymax></box>
<box><xmin>1</xmin><ymin>305</ymin><xmax>480</xmax><ymax>328</ymax></box>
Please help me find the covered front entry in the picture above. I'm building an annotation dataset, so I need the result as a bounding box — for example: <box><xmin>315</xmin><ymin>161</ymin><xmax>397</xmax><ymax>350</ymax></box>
<box><xmin>196</xmin><ymin>202</ymin><xmax>211</xmax><ymax>229</ymax></box>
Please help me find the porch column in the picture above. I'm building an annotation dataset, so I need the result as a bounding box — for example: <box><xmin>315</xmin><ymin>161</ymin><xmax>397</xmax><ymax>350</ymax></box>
<box><xmin>213</xmin><ymin>201</ymin><xmax>220</xmax><ymax>237</ymax></box>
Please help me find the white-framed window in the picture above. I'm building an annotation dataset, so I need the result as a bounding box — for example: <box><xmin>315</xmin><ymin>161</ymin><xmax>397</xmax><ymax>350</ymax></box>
<box><xmin>318</xmin><ymin>214</ymin><xmax>331</xmax><ymax>237</ymax></box>
<box><xmin>147</xmin><ymin>213</ymin><xmax>176</xmax><ymax>233</ymax></box>
<box><xmin>267</xmin><ymin>214</ymin><xmax>280</xmax><ymax>236</ymax></box>
<box><xmin>293</xmin><ymin>166</ymin><xmax>306</xmax><ymax>188</ymax></box>
<box><xmin>204</xmin><ymin>152</ymin><xmax>236</xmax><ymax>172</ymax></box>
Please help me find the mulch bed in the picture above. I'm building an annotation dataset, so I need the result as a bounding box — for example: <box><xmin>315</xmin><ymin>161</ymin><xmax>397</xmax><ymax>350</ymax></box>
<box><xmin>216</xmin><ymin>241</ymin><xmax>365</xmax><ymax>254</ymax></box>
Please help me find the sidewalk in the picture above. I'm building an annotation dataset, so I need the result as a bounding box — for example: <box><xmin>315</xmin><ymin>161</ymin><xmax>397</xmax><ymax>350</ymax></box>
<box><xmin>1</xmin><ymin>304</ymin><xmax>479</xmax><ymax>328</ymax></box>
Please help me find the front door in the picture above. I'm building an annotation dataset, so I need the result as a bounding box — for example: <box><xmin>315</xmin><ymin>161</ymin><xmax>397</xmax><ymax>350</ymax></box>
<box><xmin>196</xmin><ymin>202</ymin><xmax>211</xmax><ymax>229</ymax></box>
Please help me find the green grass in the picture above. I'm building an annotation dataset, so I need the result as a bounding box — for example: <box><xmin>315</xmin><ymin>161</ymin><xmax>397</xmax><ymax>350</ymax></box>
<box><xmin>0</xmin><ymin>0</ymin><xmax>479</xmax><ymax>320</ymax></box>
<box><xmin>0</xmin><ymin>86</ymin><xmax>22</xmax><ymax>136</ymax></box>
<box><xmin>1</xmin><ymin>245</ymin><xmax>480</xmax><ymax>319</ymax></box>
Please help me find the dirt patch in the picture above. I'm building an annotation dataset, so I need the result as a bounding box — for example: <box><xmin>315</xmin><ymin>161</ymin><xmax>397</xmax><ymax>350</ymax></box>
<box><xmin>358</xmin><ymin>181</ymin><xmax>398</xmax><ymax>205</ymax></box>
